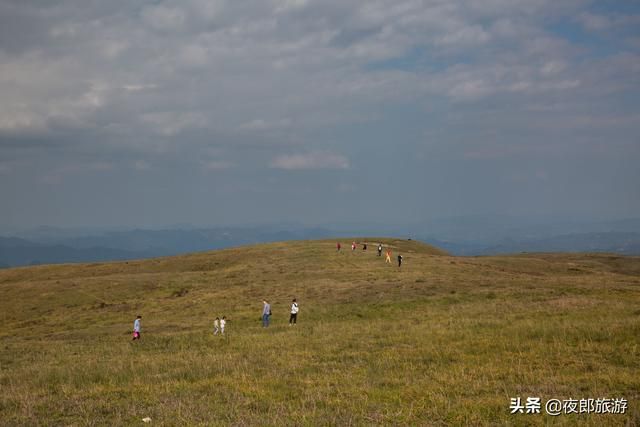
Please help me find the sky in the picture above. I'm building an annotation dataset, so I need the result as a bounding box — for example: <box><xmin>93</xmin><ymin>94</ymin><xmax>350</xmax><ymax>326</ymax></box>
<box><xmin>1</xmin><ymin>0</ymin><xmax>639</xmax><ymax>230</ymax></box>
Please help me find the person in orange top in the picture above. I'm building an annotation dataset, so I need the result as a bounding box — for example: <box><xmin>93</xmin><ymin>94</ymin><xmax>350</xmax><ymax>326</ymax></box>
<box><xmin>385</xmin><ymin>250</ymin><xmax>392</xmax><ymax>263</ymax></box>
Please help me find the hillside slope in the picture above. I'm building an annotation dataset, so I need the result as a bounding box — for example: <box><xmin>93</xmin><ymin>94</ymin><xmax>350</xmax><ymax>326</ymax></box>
<box><xmin>0</xmin><ymin>238</ymin><xmax>638</xmax><ymax>425</ymax></box>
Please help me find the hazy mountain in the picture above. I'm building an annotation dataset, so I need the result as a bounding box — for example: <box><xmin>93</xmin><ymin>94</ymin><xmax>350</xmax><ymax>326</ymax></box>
<box><xmin>414</xmin><ymin>216</ymin><xmax>640</xmax><ymax>255</ymax></box>
<box><xmin>0</xmin><ymin>227</ymin><xmax>339</xmax><ymax>267</ymax></box>
<box><xmin>481</xmin><ymin>232</ymin><xmax>640</xmax><ymax>255</ymax></box>
<box><xmin>0</xmin><ymin>237</ymin><xmax>154</xmax><ymax>267</ymax></box>
<box><xmin>27</xmin><ymin>226</ymin><xmax>337</xmax><ymax>252</ymax></box>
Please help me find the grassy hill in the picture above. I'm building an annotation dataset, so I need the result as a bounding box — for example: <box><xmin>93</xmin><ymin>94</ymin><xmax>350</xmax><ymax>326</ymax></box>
<box><xmin>0</xmin><ymin>238</ymin><xmax>638</xmax><ymax>425</ymax></box>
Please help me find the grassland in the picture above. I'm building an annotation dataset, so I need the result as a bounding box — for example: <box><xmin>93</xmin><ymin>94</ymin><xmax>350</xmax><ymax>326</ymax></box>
<box><xmin>0</xmin><ymin>238</ymin><xmax>639</xmax><ymax>426</ymax></box>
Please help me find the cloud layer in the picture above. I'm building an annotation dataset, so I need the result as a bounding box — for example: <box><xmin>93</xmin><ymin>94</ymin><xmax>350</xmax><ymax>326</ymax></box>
<box><xmin>1</xmin><ymin>0</ymin><xmax>639</xmax><ymax>228</ymax></box>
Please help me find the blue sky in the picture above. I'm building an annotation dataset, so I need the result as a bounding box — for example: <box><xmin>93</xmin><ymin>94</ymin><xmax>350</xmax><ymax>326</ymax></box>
<box><xmin>0</xmin><ymin>0</ymin><xmax>639</xmax><ymax>229</ymax></box>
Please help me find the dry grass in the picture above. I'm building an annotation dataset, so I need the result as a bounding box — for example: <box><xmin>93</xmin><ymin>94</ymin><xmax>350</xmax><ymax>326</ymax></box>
<box><xmin>0</xmin><ymin>238</ymin><xmax>639</xmax><ymax>425</ymax></box>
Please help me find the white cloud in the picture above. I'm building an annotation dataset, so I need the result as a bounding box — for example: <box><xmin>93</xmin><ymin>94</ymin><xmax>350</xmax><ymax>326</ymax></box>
<box><xmin>180</xmin><ymin>44</ymin><xmax>210</xmax><ymax>68</ymax></box>
<box><xmin>122</xmin><ymin>84</ymin><xmax>157</xmax><ymax>92</ymax></box>
<box><xmin>102</xmin><ymin>40</ymin><xmax>129</xmax><ymax>59</ymax></box>
<box><xmin>140</xmin><ymin>112</ymin><xmax>208</xmax><ymax>136</ymax></box>
<box><xmin>239</xmin><ymin>118</ymin><xmax>292</xmax><ymax>131</ymax></box>
<box><xmin>134</xmin><ymin>160</ymin><xmax>151</xmax><ymax>171</ymax></box>
<box><xmin>448</xmin><ymin>79</ymin><xmax>493</xmax><ymax>101</ymax></box>
<box><xmin>42</xmin><ymin>161</ymin><xmax>114</xmax><ymax>184</ymax></box>
<box><xmin>577</xmin><ymin>12</ymin><xmax>640</xmax><ymax>32</ymax></box>
<box><xmin>540</xmin><ymin>60</ymin><xmax>567</xmax><ymax>75</ymax></box>
<box><xmin>435</xmin><ymin>25</ymin><xmax>491</xmax><ymax>47</ymax></box>
<box><xmin>203</xmin><ymin>160</ymin><xmax>234</xmax><ymax>170</ymax></box>
<box><xmin>541</xmin><ymin>79</ymin><xmax>580</xmax><ymax>91</ymax></box>
<box><xmin>141</xmin><ymin>5</ymin><xmax>186</xmax><ymax>31</ymax></box>
<box><xmin>188</xmin><ymin>0</ymin><xmax>225</xmax><ymax>22</ymax></box>
<box><xmin>0</xmin><ymin>111</ymin><xmax>46</xmax><ymax>132</ymax></box>
<box><xmin>270</xmin><ymin>152</ymin><xmax>350</xmax><ymax>170</ymax></box>
<box><xmin>577</xmin><ymin>12</ymin><xmax>611</xmax><ymax>31</ymax></box>
<box><xmin>275</xmin><ymin>0</ymin><xmax>309</xmax><ymax>13</ymax></box>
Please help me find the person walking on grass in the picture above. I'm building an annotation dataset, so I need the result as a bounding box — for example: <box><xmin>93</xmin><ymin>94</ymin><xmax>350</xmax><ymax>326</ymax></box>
<box><xmin>220</xmin><ymin>316</ymin><xmax>226</xmax><ymax>335</ymax></box>
<box><xmin>377</xmin><ymin>243</ymin><xmax>383</xmax><ymax>256</ymax></box>
<box><xmin>262</xmin><ymin>300</ymin><xmax>271</xmax><ymax>327</ymax></box>
<box><xmin>132</xmin><ymin>315</ymin><xmax>141</xmax><ymax>340</ymax></box>
<box><xmin>385</xmin><ymin>250</ymin><xmax>392</xmax><ymax>264</ymax></box>
<box><xmin>337</xmin><ymin>242</ymin><xmax>341</xmax><ymax>252</ymax></box>
<box><xmin>213</xmin><ymin>317</ymin><xmax>220</xmax><ymax>335</ymax></box>
<box><xmin>351</xmin><ymin>241</ymin><xmax>356</xmax><ymax>251</ymax></box>
<box><xmin>289</xmin><ymin>299</ymin><xmax>299</xmax><ymax>326</ymax></box>
<box><xmin>398</xmin><ymin>254</ymin><xmax>403</xmax><ymax>267</ymax></box>
<box><xmin>363</xmin><ymin>243</ymin><xmax>367</xmax><ymax>251</ymax></box>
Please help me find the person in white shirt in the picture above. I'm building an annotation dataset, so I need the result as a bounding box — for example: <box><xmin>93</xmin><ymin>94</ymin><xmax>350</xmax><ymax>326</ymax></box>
<box><xmin>132</xmin><ymin>315</ymin><xmax>141</xmax><ymax>340</ymax></box>
<box><xmin>289</xmin><ymin>299</ymin><xmax>299</xmax><ymax>325</ymax></box>
<box><xmin>220</xmin><ymin>316</ymin><xmax>226</xmax><ymax>335</ymax></box>
<box><xmin>262</xmin><ymin>300</ymin><xmax>271</xmax><ymax>327</ymax></box>
<box><xmin>213</xmin><ymin>317</ymin><xmax>220</xmax><ymax>335</ymax></box>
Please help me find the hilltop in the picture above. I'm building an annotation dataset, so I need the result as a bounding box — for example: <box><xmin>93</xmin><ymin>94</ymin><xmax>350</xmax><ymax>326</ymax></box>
<box><xmin>0</xmin><ymin>238</ymin><xmax>639</xmax><ymax>425</ymax></box>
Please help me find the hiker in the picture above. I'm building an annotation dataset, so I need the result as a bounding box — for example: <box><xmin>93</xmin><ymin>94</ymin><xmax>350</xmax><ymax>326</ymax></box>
<box><xmin>262</xmin><ymin>300</ymin><xmax>271</xmax><ymax>327</ymax></box>
<box><xmin>377</xmin><ymin>244</ymin><xmax>383</xmax><ymax>256</ymax></box>
<box><xmin>132</xmin><ymin>315</ymin><xmax>141</xmax><ymax>340</ymax></box>
<box><xmin>398</xmin><ymin>254</ymin><xmax>403</xmax><ymax>267</ymax></box>
<box><xmin>337</xmin><ymin>242</ymin><xmax>341</xmax><ymax>252</ymax></box>
<box><xmin>289</xmin><ymin>299</ymin><xmax>299</xmax><ymax>326</ymax></box>
<box><xmin>385</xmin><ymin>250</ymin><xmax>392</xmax><ymax>263</ymax></box>
<box><xmin>220</xmin><ymin>316</ymin><xmax>226</xmax><ymax>335</ymax></box>
<box><xmin>351</xmin><ymin>241</ymin><xmax>356</xmax><ymax>251</ymax></box>
<box><xmin>363</xmin><ymin>243</ymin><xmax>367</xmax><ymax>251</ymax></box>
<box><xmin>213</xmin><ymin>317</ymin><xmax>220</xmax><ymax>335</ymax></box>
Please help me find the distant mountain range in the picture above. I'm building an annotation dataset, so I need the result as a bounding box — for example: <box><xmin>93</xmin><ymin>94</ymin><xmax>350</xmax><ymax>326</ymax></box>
<box><xmin>0</xmin><ymin>236</ymin><xmax>151</xmax><ymax>267</ymax></box>
<box><xmin>1</xmin><ymin>217</ymin><xmax>639</xmax><ymax>268</ymax></box>
<box><xmin>428</xmin><ymin>232</ymin><xmax>640</xmax><ymax>256</ymax></box>
<box><xmin>415</xmin><ymin>216</ymin><xmax>640</xmax><ymax>256</ymax></box>
<box><xmin>0</xmin><ymin>226</ymin><xmax>338</xmax><ymax>268</ymax></box>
